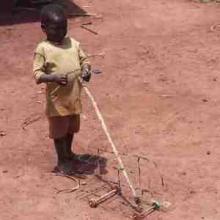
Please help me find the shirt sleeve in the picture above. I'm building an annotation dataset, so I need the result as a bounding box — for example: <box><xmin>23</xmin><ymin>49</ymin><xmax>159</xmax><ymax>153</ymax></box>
<box><xmin>33</xmin><ymin>43</ymin><xmax>46</xmax><ymax>83</ymax></box>
<box><xmin>78</xmin><ymin>44</ymin><xmax>90</xmax><ymax>67</ymax></box>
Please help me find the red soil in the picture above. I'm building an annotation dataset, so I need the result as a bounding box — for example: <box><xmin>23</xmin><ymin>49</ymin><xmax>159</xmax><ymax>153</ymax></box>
<box><xmin>1</xmin><ymin>0</ymin><xmax>220</xmax><ymax>219</ymax></box>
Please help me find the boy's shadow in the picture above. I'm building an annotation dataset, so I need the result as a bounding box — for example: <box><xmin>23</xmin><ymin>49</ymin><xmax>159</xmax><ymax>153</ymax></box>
<box><xmin>68</xmin><ymin>153</ymin><xmax>108</xmax><ymax>175</ymax></box>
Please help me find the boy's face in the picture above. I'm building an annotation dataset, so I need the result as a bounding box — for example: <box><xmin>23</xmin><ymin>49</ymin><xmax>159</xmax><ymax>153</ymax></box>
<box><xmin>42</xmin><ymin>16</ymin><xmax>67</xmax><ymax>43</ymax></box>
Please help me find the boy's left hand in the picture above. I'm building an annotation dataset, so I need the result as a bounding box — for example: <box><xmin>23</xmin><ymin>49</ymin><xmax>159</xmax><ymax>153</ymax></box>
<box><xmin>82</xmin><ymin>66</ymin><xmax>91</xmax><ymax>82</ymax></box>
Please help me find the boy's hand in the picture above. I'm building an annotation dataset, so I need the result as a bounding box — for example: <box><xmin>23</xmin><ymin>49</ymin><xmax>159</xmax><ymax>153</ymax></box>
<box><xmin>53</xmin><ymin>74</ymin><xmax>68</xmax><ymax>85</ymax></box>
<box><xmin>82</xmin><ymin>68</ymin><xmax>91</xmax><ymax>82</ymax></box>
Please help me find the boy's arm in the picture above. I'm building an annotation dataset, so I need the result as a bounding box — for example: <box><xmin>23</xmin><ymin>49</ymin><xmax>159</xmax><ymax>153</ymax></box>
<box><xmin>33</xmin><ymin>52</ymin><xmax>47</xmax><ymax>84</ymax></box>
<box><xmin>37</xmin><ymin>74</ymin><xmax>67</xmax><ymax>85</ymax></box>
<box><xmin>78</xmin><ymin>45</ymin><xmax>91</xmax><ymax>82</ymax></box>
<box><xmin>33</xmin><ymin>52</ymin><xmax>67</xmax><ymax>85</ymax></box>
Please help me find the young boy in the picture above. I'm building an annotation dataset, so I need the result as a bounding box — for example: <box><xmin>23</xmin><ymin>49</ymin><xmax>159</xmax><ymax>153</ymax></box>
<box><xmin>33</xmin><ymin>4</ymin><xmax>91</xmax><ymax>174</ymax></box>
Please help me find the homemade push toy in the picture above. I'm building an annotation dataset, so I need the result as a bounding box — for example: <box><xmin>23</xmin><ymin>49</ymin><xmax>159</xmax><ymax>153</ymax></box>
<box><xmin>53</xmin><ymin>69</ymin><xmax>169</xmax><ymax>218</ymax></box>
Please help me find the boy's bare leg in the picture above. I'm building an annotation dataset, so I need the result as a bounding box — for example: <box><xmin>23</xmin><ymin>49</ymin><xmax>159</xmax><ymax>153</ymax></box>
<box><xmin>54</xmin><ymin>137</ymin><xmax>71</xmax><ymax>173</ymax></box>
<box><xmin>65</xmin><ymin>133</ymin><xmax>76</xmax><ymax>160</ymax></box>
<box><xmin>65</xmin><ymin>133</ymin><xmax>84</xmax><ymax>174</ymax></box>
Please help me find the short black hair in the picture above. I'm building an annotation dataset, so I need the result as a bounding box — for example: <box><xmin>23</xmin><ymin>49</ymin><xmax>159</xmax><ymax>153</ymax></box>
<box><xmin>40</xmin><ymin>4</ymin><xmax>66</xmax><ymax>25</ymax></box>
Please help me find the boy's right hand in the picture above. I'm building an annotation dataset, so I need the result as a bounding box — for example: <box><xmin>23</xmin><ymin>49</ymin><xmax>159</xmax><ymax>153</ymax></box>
<box><xmin>53</xmin><ymin>74</ymin><xmax>68</xmax><ymax>85</ymax></box>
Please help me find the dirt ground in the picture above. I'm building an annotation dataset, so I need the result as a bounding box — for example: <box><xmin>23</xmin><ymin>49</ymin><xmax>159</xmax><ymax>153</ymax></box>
<box><xmin>1</xmin><ymin>0</ymin><xmax>220</xmax><ymax>219</ymax></box>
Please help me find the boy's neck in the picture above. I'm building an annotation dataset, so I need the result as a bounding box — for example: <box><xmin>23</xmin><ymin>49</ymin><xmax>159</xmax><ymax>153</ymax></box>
<box><xmin>47</xmin><ymin>36</ymin><xmax>67</xmax><ymax>46</ymax></box>
<box><xmin>47</xmin><ymin>37</ymin><xmax>66</xmax><ymax>45</ymax></box>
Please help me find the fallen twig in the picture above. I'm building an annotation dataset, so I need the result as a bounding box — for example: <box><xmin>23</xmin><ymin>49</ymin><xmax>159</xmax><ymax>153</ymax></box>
<box><xmin>22</xmin><ymin>115</ymin><xmax>42</xmax><ymax>130</ymax></box>
<box><xmin>80</xmin><ymin>25</ymin><xmax>98</xmax><ymax>35</ymax></box>
<box><xmin>152</xmin><ymin>161</ymin><xmax>165</xmax><ymax>188</ymax></box>
<box><xmin>82</xmin><ymin>5</ymin><xmax>92</xmax><ymax>8</ymax></box>
<box><xmin>54</xmin><ymin>173</ymin><xmax>80</xmax><ymax>194</ymax></box>
<box><xmin>134</xmin><ymin>154</ymin><xmax>150</xmax><ymax>161</ymax></box>
<box><xmin>210</xmin><ymin>23</ymin><xmax>220</xmax><ymax>32</ymax></box>
<box><xmin>88</xmin><ymin>52</ymin><xmax>105</xmax><ymax>58</ymax></box>
<box><xmin>68</xmin><ymin>13</ymin><xmax>102</xmax><ymax>19</ymax></box>
<box><xmin>160</xmin><ymin>94</ymin><xmax>174</xmax><ymax>98</ymax></box>
<box><xmin>82</xmin><ymin>22</ymin><xmax>93</xmax><ymax>26</ymax></box>
<box><xmin>137</xmin><ymin>157</ymin><xmax>141</xmax><ymax>190</ymax></box>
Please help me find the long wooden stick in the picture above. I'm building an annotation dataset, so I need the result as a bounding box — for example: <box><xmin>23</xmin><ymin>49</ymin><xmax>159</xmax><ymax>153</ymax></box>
<box><xmin>83</xmin><ymin>86</ymin><xmax>138</xmax><ymax>199</ymax></box>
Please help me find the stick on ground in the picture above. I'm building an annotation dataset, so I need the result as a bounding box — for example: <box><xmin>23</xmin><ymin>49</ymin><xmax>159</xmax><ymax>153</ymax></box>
<box><xmin>80</xmin><ymin>25</ymin><xmax>98</xmax><ymax>35</ymax></box>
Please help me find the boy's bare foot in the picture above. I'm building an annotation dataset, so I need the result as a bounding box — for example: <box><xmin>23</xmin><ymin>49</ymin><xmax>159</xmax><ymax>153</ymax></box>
<box><xmin>52</xmin><ymin>161</ymin><xmax>85</xmax><ymax>175</ymax></box>
<box><xmin>65</xmin><ymin>152</ymin><xmax>79</xmax><ymax>161</ymax></box>
<box><xmin>52</xmin><ymin>161</ymin><xmax>73</xmax><ymax>175</ymax></box>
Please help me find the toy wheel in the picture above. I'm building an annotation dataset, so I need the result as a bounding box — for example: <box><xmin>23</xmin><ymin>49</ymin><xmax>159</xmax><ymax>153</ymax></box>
<box><xmin>89</xmin><ymin>199</ymin><xmax>97</xmax><ymax>208</ymax></box>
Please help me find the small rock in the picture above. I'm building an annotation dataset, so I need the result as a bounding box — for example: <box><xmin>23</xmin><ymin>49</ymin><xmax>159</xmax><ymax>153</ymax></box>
<box><xmin>202</xmin><ymin>99</ymin><xmax>208</xmax><ymax>103</ymax></box>
<box><xmin>82</xmin><ymin>114</ymin><xmax>87</xmax><ymax>120</ymax></box>
<box><xmin>0</xmin><ymin>131</ymin><xmax>6</xmax><ymax>137</ymax></box>
<box><xmin>189</xmin><ymin>190</ymin><xmax>196</xmax><ymax>194</ymax></box>
<box><xmin>81</xmin><ymin>181</ymin><xmax>87</xmax><ymax>185</ymax></box>
<box><xmin>206</xmin><ymin>151</ymin><xmax>211</xmax><ymax>155</ymax></box>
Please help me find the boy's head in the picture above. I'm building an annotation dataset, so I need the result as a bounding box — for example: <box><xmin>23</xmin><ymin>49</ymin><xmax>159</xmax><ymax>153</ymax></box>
<box><xmin>41</xmin><ymin>4</ymin><xmax>67</xmax><ymax>43</ymax></box>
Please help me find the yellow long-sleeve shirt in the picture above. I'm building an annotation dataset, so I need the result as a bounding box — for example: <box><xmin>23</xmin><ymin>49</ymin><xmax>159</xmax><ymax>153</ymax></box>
<box><xmin>33</xmin><ymin>37</ymin><xmax>90</xmax><ymax>117</ymax></box>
